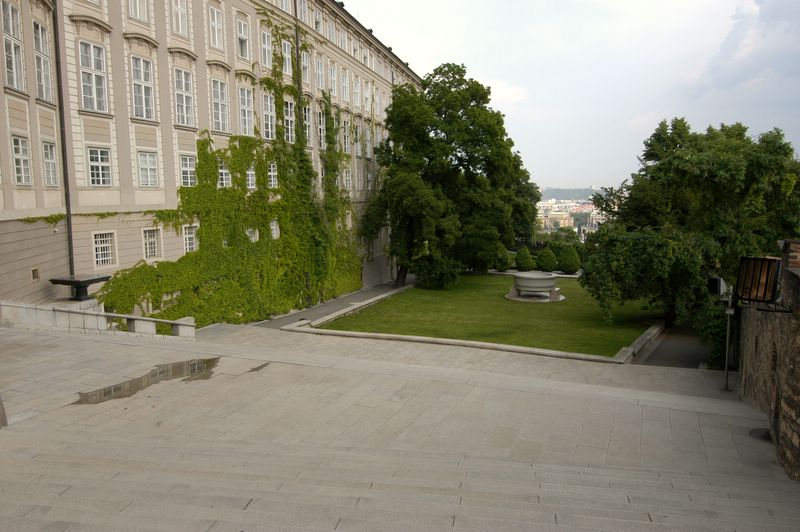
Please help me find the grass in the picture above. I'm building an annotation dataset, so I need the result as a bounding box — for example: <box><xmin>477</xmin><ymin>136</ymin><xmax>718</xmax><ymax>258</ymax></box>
<box><xmin>322</xmin><ymin>274</ymin><xmax>661</xmax><ymax>356</ymax></box>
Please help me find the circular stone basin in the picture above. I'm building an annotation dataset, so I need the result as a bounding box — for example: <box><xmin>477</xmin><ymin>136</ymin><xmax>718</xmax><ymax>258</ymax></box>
<box><xmin>506</xmin><ymin>271</ymin><xmax>565</xmax><ymax>302</ymax></box>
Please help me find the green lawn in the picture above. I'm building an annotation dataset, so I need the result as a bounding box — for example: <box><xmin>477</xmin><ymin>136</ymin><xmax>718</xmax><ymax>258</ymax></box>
<box><xmin>322</xmin><ymin>275</ymin><xmax>661</xmax><ymax>356</ymax></box>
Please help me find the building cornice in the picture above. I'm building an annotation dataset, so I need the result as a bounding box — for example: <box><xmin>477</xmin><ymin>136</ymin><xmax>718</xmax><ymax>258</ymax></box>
<box><xmin>123</xmin><ymin>32</ymin><xmax>159</xmax><ymax>50</ymax></box>
<box><xmin>68</xmin><ymin>14</ymin><xmax>113</xmax><ymax>34</ymax></box>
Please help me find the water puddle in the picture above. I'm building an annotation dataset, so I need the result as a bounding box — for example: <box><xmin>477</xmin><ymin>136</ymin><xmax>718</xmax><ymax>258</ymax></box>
<box><xmin>73</xmin><ymin>357</ymin><xmax>220</xmax><ymax>405</ymax></box>
<box><xmin>0</xmin><ymin>395</ymin><xmax>7</xmax><ymax>428</ymax></box>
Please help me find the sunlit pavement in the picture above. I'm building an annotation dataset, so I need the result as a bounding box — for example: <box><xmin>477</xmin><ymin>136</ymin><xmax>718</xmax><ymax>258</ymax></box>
<box><xmin>1</xmin><ymin>324</ymin><xmax>798</xmax><ymax>531</ymax></box>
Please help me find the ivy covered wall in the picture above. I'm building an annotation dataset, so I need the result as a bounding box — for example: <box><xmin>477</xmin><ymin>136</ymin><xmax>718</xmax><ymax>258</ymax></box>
<box><xmin>97</xmin><ymin>18</ymin><xmax>362</xmax><ymax>327</ymax></box>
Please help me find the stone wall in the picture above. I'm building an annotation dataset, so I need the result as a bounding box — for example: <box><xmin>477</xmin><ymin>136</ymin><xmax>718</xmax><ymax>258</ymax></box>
<box><xmin>739</xmin><ymin>240</ymin><xmax>800</xmax><ymax>480</ymax></box>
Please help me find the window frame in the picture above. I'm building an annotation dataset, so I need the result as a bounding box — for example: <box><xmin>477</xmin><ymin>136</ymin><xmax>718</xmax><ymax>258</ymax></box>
<box><xmin>268</xmin><ymin>161</ymin><xmax>278</xmax><ymax>189</ymax></box>
<box><xmin>11</xmin><ymin>135</ymin><xmax>31</xmax><ymax>185</ymax></box>
<box><xmin>33</xmin><ymin>21</ymin><xmax>52</xmax><ymax>101</ymax></box>
<box><xmin>283</xmin><ymin>98</ymin><xmax>295</xmax><ymax>144</ymax></box>
<box><xmin>3</xmin><ymin>1</ymin><xmax>25</xmax><ymax>91</ymax></box>
<box><xmin>131</xmin><ymin>56</ymin><xmax>155</xmax><ymax>120</ymax></box>
<box><xmin>281</xmin><ymin>40</ymin><xmax>291</xmax><ymax>76</ymax></box>
<box><xmin>236</xmin><ymin>18</ymin><xmax>249</xmax><ymax>60</ymax></box>
<box><xmin>217</xmin><ymin>160</ymin><xmax>231</xmax><ymax>187</ymax></box>
<box><xmin>260</xmin><ymin>29</ymin><xmax>272</xmax><ymax>68</ymax></box>
<box><xmin>174</xmin><ymin>67</ymin><xmax>194</xmax><ymax>127</ymax></box>
<box><xmin>87</xmin><ymin>146</ymin><xmax>112</xmax><ymax>186</ymax></box>
<box><xmin>92</xmin><ymin>231</ymin><xmax>117</xmax><ymax>268</ymax></box>
<box><xmin>180</xmin><ymin>154</ymin><xmax>196</xmax><ymax>187</ymax></box>
<box><xmin>211</xmin><ymin>78</ymin><xmax>229</xmax><ymax>132</ymax></box>
<box><xmin>42</xmin><ymin>141</ymin><xmax>58</xmax><ymax>186</ymax></box>
<box><xmin>262</xmin><ymin>92</ymin><xmax>275</xmax><ymax>140</ymax></box>
<box><xmin>238</xmin><ymin>85</ymin><xmax>254</xmax><ymax>136</ymax></box>
<box><xmin>79</xmin><ymin>41</ymin><xmax>107</xmax><ymax>112</ymax></box>
<box><xmin>129</xmin><ymin>0</ymin><xmax>148</xmax><ymax>22</ymax></box>
<box><xmin>182</xmin><ymin>224</ymin><xmax>198</xmax><ymax>253</ymax></box>
<box><xmin>172</xmin><ymin>0</ymin><xmax>188</xmax><ymax>37</ymax></box>
<box><xmin>137</xmin><ymin>151</ymin><xmax>159</xmax><ymax>187</ymax></box>
<box><xmin>142</xmin><ymin>227</ymin><xmax>162</xmax><ymax>261</ymax></box>
<box><xmin>208</xmin><ymin>5</ymin><xmax>224</xmax><ymax>50</ymax></box>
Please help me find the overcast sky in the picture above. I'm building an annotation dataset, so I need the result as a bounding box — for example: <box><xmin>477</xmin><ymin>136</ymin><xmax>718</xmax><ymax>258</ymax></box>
<box><xmin>342</xmin><ymin>0</ymin><xmax>800</xmax><ymax>189</ymax></box>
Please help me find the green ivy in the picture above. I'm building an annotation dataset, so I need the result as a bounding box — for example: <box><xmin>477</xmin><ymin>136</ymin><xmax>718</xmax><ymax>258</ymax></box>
<box><xmin>19</xmin><ymin>214</ymin><xmax>66</xmax><ymax>226</ymax></box>
<box><xmin>97</xmin><ymin>20</ymin><xmax>361</xmax><ymax>327</ymax></box>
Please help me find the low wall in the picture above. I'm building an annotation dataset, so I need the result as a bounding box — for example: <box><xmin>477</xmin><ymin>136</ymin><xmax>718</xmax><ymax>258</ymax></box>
<box><xmin>739</xmin><ymin>240</ymin><xmax>800</xmax><ymax>480</ymax></box>
<box><xmin>0</xmin><ymin>300</ymin><xmax>195</xmax><ymax>339</ymax></box>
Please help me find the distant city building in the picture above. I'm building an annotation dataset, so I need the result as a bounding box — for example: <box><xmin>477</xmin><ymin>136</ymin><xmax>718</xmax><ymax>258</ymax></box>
<box><xmin>0</xmin><ymin>0</ymin><xmax>419</xmax><ymax>302</ymax></box>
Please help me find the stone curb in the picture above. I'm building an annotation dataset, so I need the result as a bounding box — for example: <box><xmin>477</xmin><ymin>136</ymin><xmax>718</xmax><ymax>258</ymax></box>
<box><xmin>280</xmin><ymin>283</ymin><xmax>663</xmax><ymax>365</ymax></box>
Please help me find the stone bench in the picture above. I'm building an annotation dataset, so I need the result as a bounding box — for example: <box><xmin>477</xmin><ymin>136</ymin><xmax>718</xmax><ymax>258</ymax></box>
<box><xmin>49</xmin><ymin>274</ymin><xmax>111</xmax><ymax>301</ymax></box>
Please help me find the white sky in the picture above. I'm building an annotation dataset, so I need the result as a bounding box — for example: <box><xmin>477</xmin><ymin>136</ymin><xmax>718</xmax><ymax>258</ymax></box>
<box><xmin>342</xmin><ymin>0</ymin><xmax>800</xmax><ymax>188</ymax></box>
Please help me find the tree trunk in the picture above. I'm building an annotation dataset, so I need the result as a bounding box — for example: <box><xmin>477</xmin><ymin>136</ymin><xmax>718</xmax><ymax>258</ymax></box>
<box><xmin>395</xmin><ymin>265</ymin><xmax>408</xmax><ymax>288</ymax></box>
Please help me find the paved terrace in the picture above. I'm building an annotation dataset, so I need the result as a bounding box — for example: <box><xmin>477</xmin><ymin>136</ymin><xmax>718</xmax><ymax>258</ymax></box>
<box><xmin>1</xmin><ymin>322</ymin><xmax>799</xmax><ymax>531</ymax></box>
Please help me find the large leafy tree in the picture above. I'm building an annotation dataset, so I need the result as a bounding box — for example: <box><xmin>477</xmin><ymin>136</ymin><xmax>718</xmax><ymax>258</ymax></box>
<box><xmin>362</xmin><ymin>63</ymin><xmax>540</xmax><ymax>286</ymax></box>
<box><xmin>581</xmin><ymin>118</ymin><xmax>800</xmax><ymax>335</ymax></box>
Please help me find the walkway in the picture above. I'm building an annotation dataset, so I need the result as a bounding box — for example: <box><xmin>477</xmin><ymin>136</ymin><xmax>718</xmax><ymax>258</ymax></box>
<box><xmin>255</xmin><ymin>282</ymin><xmax>400</xmax><ymax>329</ymax></box>
<box><xmin>1</xmin><ymin>324</ymin><xmax>798</xmax><ymax>531</ymax></box>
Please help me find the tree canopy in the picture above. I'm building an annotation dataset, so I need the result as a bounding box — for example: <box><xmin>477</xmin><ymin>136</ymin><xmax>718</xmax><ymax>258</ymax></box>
<box><xmin>361</xmin><ymin>63</ymin><xmax>540</xmax><ymax>287</ymax></box>
<box><xmin>581</xmin><ymin>118</ymin><xmax>800</xmax><ymax>331</ymax></box>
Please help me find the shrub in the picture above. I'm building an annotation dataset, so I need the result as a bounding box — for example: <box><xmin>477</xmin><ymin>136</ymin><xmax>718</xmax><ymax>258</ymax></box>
<box><xmin>537</xmin><ymin>247</ymin><xmax>557</xmax><ymax>272</ymax></box>
<box><xmin>557</xmin><ymin>246</ymin><xmax>581</xmax><ymax>274</ymax></box>
<box><xmin>494</xmin><ymin>243</ymin><xmax>512</xmax><ymax>272</ymax></box>
<box><xmin>515</xmin><ymin>246</ymin><xmax>536</xmax><ymax>271</ymax></box>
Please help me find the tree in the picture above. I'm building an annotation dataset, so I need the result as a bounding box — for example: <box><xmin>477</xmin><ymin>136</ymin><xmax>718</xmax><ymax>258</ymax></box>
<box><xmin>537</xmin><ymin>247</ymin><xmax>557</xmax><ymax>272</ymax></box>
<box><xmin>361</xmin><ymin>63</ymin><xmax>540</xmax><ymax>286</ymax></box>
<box><xmin>581</xmin><ymin>118</ymin><xmax>800</xmax><ymax>330</ymax></box>
<box><xmin>557</xmin><ymin>246</ymin><xmax>581</xmax><ymax>274</ymax></box>
<box><xmin>515</xmin><ymin>246</ymin><xmax>536</xmax><ymax>271</ymax></box>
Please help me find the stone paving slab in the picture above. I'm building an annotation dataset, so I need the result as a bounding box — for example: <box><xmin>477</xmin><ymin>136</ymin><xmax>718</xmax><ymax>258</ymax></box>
<box><xmin>1</xmin><ymin>325</ymin><xmax>799</xmax><ymax>531</ymax></box>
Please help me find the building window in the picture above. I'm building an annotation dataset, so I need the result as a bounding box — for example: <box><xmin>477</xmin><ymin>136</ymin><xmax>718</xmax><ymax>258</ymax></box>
<box><xmin>278</xmin><ymin>0</ymin><xmax>290</xmax><ymax>14</ymax></box>
<box><xmin>353</xmin><ymin>76</ymin><xmax>360</xmax><ymax>109</ymax></box>
<box><xmin>11</xmin><ymin>136</ymin><xmax>30</xmax><ymax>184</ymax></box>
<box><xmin>262</xmin><ymin>93</ymin><xmax>275</xmax><ymax>140</ymax></box>
<box><xmin>33</xmin><ymin>22</ymin><xmax>52</xmax><ymax>101</ymax></box>
<box><xmin>131</xmin><ymin>57</ymin><xmax>154</xmax><ymax>120</ymax></box>
<box><xmin>260</xmin><ymin>29</ymin><xmax>271</xmax><ymax>68</ymax></box>
<box><xmin>364</xmin><ymin>80</ymin><xmax>371</xmax><ymax>110</ymax></box>
<box><xmin>80</xmin><ymin>42</ymin><xmax>107</xmax><ymax>112</ymax></box>
<box><xmin>88</xmin><ymin>147</ymin><xmax>111</xmax><ymax>186</ymax></box>
<box><xmin>217</xmin><ymin>160</ymin><xmax>231</xmax><ymax>187</ymax></box>
<box><xmin>239</xmin><ymin>86</ymin><xmax>254</xmax><ymax>135</ymax></box>
<box><xmin>93</xmin><ymin>232</ymin><xmax>116</xmax><ymax>266</ymax></box>
<box><xmin>129</xmin><ymin>0</ymin><xmax>148</xmax><ymax>22</ymax></box>
<box><xmin>143</xmin><ymin>228</ymin><xmax>162</xmax><ymax>260</ymax></box>
<box><xmin>211</xmin><ymin>79</ymin><xmax>229</xmax><ymax>132</ymax></box>
<box><xmin>313</xmin><ymin>9</ymin><xmax>322</xmax><ymax>33</ymax></box>
<box><xmin>246</xmin><ymin>227</ymin><xmax>258</xmax><ymax>243</ymax></box>
<box><xmin>301</xmin><ymin>51</ymin><xmax>309</xmax><ymax>84</ymax></box>
<box><xmin>317</xmin><ymin>108</ymin><xmax>326</xmax><ymax>149</ymax></box>
<box><xmin>246</xmin><ymin>166</ymin><xmax>256</xmax><ymax>190</ymax></box>
<box><xmin>236</xmin><ymin>18</ymin><xmax>249</xmax><ymax>59</ymax></box>
<box><xmin>270</xmin><ymin>219</ymin><xmax>280</xmax><ymax>239</ymax></box>
<box><xmin>268</xmin><ymin>161</ymin><xmax>278</xmax><ymax>189</ymax></box>
<box><xmin>43</xmin><ymin>141</ymin><xmax>57</xmax><ymax>186</ymax></box>
<box><xmin>298</xmin><ymin>0</ymin><xmax>308</xmax><ymax>24</ymax></box>
<box><xmin>329</xmin><ymin>62</ymin><xmax>337</xmax><ymax>96</ymax></box>
<box><xmin>174</xmin><ymin>68</ymin><xmax>194</xmax><ymax>126</ymax></box>
<box><xmin>183</xmin><ymin>224</ymin><xmax>198</xmax><ymax>253</ymax></box>
<box><xmin>284</xmin><ymin>99</ymin><xmax>295</xmax><ymax>144</ymax></box>
<box><xmin>341</xmin><ymin>68</ymin><xmax>349</xmax><ymax>103</ymax></box>
<box><xmin>281</xmin><ymin>40</ymin><xmax>291</xmax><ymax>75</ymax></box>
<box><xmin>354</xmin><ymin>124</ymin><xmax>361</xmax><ymax>157</ymax></box>
<box><xmin>365</xmin><ymin>127</ymin><xmax>372</xmax><ymax>159</ymax></box>
<box><xmin>180</xmin><ymin>155</ymin><xmax>196</xmax><ymax>187</ymax></box>
<box><xmin>2</xmin><ymin>1</ymin><xmax>23</xmax><ymax>91</ymax></box>
<box><xmin>315</xmin><ymin>55</ymin><xmax>324</xmax><ymax>92</ymax></box>
<box><xmin>343</xmin><ymin>168</ymin><xmax>351</xmax><ymax>189</ymax></box>
<box><xmin>138</xmin><ymin>151</ymin><xmax>158</xmax><ymax>187</ymax></box>
<box><xmin>172</xmin><ymin>0</ymin><xmax>188</xmax><ymax>36</ymax></box>
<box><xmin>208</xmin><ymin>6</ymin><xmax>223</xmax><ymax>49</ymax></box>
<box><xmin>303</xmin><ymin>104</ymin><xmax>311</xmax><ymax>147</ymax></box>
<box><xmin>342</xmin><ymin>119</ymin><xmax>350</xmax><ymax>154</ymax></box>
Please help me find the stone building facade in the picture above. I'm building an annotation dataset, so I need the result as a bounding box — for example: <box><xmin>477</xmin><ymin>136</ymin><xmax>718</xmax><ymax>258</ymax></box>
<box><xmin>0</xmin><ymin>0</ymin><xmax>419</xmax><ymax>302</ymax></box>
<box><xmin>739</xmin><ymin>240</ymin><xmax>800</xmax><ymax>479</ymax></box>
